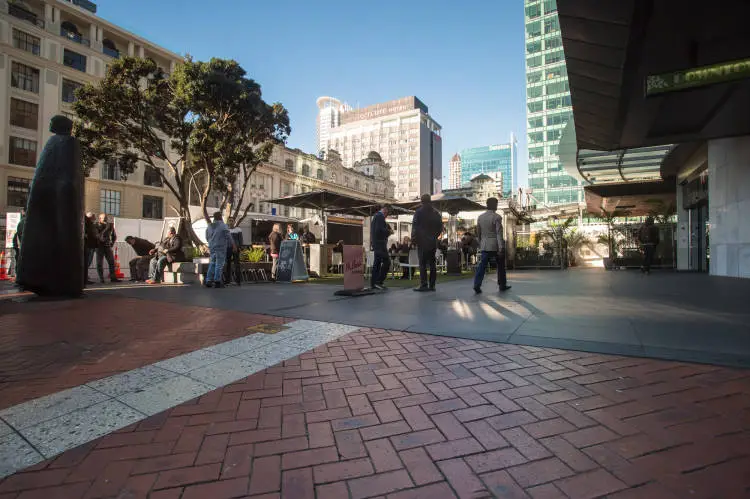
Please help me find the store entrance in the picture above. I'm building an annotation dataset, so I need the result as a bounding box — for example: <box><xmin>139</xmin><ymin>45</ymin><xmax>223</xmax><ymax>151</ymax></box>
<box><xmin>688</xmin><ymin>203</ymin><xmax>709</xmax><ymax>272</ymax></box>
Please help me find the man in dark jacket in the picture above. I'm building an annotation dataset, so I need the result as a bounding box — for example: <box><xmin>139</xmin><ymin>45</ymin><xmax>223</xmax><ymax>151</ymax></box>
<box><xmin>224</xmin><ymin>217</ymin><xmax>243</xmax><ymax>286</ymax></box>
<box><xmin>412</xmin><ymin>194</ymin><xmax>444</xmax><ymax>292</ymax></box>
<box><xmin>269</xmin><ymin>224</ymin><xmax>283</xmax><ymax>281</ymax></box>
<box><xmin>370</xmin><ymin>205</ymin><xmax>392</xmax><ymax>290</ymax></box>
<box><xmin>638</xmin><ymin>217</ymin><xmax>660</xmax><ymax>274</ymax></box>
<box><xmin>146</xmin><ymin>227</ymin><xmax>183</xmax><ymax>284</ymax></box>
<box><xmin>83</xmin><ymin>212</ymin><xmax>98</xmax><ymax>285</ymax></box>
<box><xmin>96</xmin><ymin>213</ymin><xmax>119</xmax><ymax>283</ymax></box>
<box><xmin>125</xmin><ymin>236</ymin><xmax>156</xmax><ymax>282</ymax></box>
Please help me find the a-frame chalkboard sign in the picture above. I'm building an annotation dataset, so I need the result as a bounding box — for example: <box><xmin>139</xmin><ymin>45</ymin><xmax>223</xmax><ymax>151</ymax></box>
<box><xmin>276</xmin><ymin>240</ymin><xmax>309</xmax><ymax>282</ymax></box>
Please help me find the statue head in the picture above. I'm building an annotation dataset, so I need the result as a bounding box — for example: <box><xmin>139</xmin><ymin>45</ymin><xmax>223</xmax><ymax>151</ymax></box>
<box><xmin>50</xmin><ymin>115</ymin><xmax>73</xmax><ymax>135</ymax></box>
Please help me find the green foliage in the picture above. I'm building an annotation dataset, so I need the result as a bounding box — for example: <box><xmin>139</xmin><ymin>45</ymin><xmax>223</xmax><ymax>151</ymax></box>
<box><xmin>538</xmin><ymin>216</ymin><xmax>576</xmax><ymax>245</ymax></box>
<box><xmin>72</xmin><ymin>56</ymin><xmax>290</xmax><ymax>242</ymax></box>
<box><xmin>240</xmin><ymin>247</ymin><xmax>266</xmax><ymax>263</ymax></box>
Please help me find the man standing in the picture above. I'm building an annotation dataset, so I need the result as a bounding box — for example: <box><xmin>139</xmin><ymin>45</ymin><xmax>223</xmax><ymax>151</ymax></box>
<box><xmin>370</xmin><ymin>205</ymin><xmax>392</xmax><ymax>290</ymax></box>
<box><xmin>96</xmin><ymin>213</ymin><xmax>120</xmax><ymax>284</ymax></box>
<box><xmin>83</xmin><ymin>212</ymin><xmax>97</xmax><ymax>285</ymax></box>
<box><xmin>224</xmin><ymin>217</ymin><xmax>243</xmax><ymax>286</ymax></box>
<box><xmin>269</xmin><ymin>223</ymin><xmax>283</xmax><ymax>281</ymax></box>
<box><xmin>412</xmin><ymin>194</ymin><xmax>444</xmax><ymax>292</ymax></box>
<box><xmin>146</xmin><ymin>227</ymin><xmax>183</xmax><ymax>284</ymax></box>
<box><xmin>474</xmin><ymin>197</ymin><xmax>511</xmax><ymax>294</ymax></box>
<box><xmin>638</xmin><ymin>216</ymin><xmax>660</xmax><ymax>274</ymax></box>
<box><xmin>205</xmin><ymin>212</ymin><xmax>233</xmax><ymax>288</ymax></box>
<box><xmin>125</xmin><ymin>235</ymin><xmax>155</xmax><ymax>282</ymax></box>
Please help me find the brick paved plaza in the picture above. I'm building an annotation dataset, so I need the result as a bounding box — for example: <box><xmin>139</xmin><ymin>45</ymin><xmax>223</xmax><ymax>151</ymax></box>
<box><xmin>0</xmin><ymin>285</ymin><xmax>749</xmax><ymax>499</ymax></box>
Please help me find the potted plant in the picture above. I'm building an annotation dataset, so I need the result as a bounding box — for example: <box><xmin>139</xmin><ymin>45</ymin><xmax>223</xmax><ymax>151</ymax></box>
<box><xmin>596</xmin><ymin>209</ymin><xmax>629</xmax><ymax>270</ymax></box>
<box><xmin>240</xmin><ymin>247</ymin><xmax>272</xmax><ymax>274</ymax></box>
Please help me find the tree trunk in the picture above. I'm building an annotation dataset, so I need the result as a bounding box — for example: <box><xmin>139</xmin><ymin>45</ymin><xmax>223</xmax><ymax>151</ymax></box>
<box><xmin>178</xmin><ymin>201</ymin><xmax>204</xmax><ymax>249</ymax></box>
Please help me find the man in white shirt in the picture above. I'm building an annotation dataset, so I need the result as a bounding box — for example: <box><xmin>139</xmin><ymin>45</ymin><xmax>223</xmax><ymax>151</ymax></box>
<box><xmin>474</xmin><ymin>197</ymin><xmax>511</xmax><ymax>294</ymax></box>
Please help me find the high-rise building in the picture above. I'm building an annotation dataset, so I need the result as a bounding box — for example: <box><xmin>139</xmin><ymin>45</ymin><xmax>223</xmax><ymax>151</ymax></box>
<box><xmin>316</xmin><ymin>96</ymin><xmax>351</xmax><ymax>157</ymax></box>
<box><xmin>448</xmin><ymin>153</ymin><xmax>461</xmax><ymax>189</ymax></box>
<box><xmin>457</xmin><ymin>134</ymin><xmax>518</xmax><ymax>198</ymax></box>
<box><xmin>0</xmin><ymin>0</ymin><xmax>182</xmax><ymax>223</ymax></box>
<box><xmin>524</xmin><ymin>0</ymin><xmax>582</xmax><ymax>205</ymax></box>
<box><xmin>322</xmin><ymin>96</ymin><xmax>442</xmax><ymax>200</ymax></box>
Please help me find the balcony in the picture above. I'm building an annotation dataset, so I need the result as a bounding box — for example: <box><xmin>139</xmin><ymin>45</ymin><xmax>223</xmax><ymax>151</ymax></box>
<box><xmin>102</xmin><ymin>46</ymin><xmax>120</xmax><ymax>58</ymax></box>
<box><xmin>8</xmin><ymin>3</ymin><xmax>45</xmax><ymax>28</ymax></box>
<box><xmin>61</xmin><ymin>27</ymin><xmax>90</xmax><ymax>47</ymax></box>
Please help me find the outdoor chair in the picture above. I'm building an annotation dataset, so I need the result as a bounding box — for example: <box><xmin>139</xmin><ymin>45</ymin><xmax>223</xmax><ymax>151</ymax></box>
<box><xmin>400</xmin><ymin>249</ymin><xmax>420</xmax><ymax>279</ymax></box>
<box><xmin>436</xmin><ymin>249</ymin><xmax>447</xmax><ymax>273</ymax></box>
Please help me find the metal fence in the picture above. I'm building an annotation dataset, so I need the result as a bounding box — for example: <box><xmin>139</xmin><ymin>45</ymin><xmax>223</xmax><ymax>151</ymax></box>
<box><xmin>607</xmin><ymin>223</ymin><xmax>675</xmax><ymax>269</ymax></box>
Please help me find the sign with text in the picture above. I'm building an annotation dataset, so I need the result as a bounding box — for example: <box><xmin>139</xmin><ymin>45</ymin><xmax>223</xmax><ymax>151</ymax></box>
<box><xmin>646</xmin><ymin>58</ymin><xmax>750</xmax><ymax>96</ymax></box>
<box><xmin>342</xmin><ymin>245</ymin><xmax>365</xmax><ymax>291</ymax></box>
<box><xmin>276</xmin><ymin>240</ymin><xmax>309</xmax><ymax>282</ymax></box>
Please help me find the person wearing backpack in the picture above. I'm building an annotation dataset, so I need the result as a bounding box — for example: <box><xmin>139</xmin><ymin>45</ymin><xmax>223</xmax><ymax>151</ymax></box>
<box><xmin>638</xmin><ymin>217</ymin><xmax>660</xmax><ymax>274</ymax></box>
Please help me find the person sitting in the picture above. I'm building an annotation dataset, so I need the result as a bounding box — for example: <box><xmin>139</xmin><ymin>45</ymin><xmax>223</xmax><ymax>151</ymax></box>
<box><xmin>125</xmin><ymin>235</ymin><xmax>155</xmax><ymax>282</ymax></box>
<box><xmin>145</xmin><ymin>227</ymin><xmax>184</xmax><ymax>284</ymax></box>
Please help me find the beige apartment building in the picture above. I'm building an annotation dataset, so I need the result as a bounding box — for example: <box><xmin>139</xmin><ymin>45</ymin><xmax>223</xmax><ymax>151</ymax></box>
<box><xmin>0</xmin><ymin>0</ymin><xmax>182</xmax><ymax>231</ymax></box>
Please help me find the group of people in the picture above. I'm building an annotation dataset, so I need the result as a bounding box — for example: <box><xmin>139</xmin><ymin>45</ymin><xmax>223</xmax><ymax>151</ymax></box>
<box><xmin>369</xmin><ymin>195</ymin><xmax>512</xmax><ymax>294</ymax></box>
<box><xmin>266</xmin><ymin>223</ymin><xmax>316</xmax><ymax>280</ymax></box>
<box><xmin>123</xmin><ymin>225</ymin><xmax>184</xmax><ymax>285</ymax></box>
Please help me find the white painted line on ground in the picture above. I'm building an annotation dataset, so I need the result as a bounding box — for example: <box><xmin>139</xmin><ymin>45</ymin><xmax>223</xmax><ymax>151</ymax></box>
<box><xmin>0</xmin><ymin>319</ymin><xmax>360</xmax><ymax>479</ymax></box>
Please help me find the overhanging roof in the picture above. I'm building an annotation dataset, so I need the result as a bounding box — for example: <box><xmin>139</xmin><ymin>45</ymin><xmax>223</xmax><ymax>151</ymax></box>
<box><xmin>584</xmin><ymin>181</ymin><xmax>675</xmax><ymax>216</ymax></box>
<box><xmin>558</xmin><ymin>0</ymin><xmax>750</xmax><ymax>150</ymax></box>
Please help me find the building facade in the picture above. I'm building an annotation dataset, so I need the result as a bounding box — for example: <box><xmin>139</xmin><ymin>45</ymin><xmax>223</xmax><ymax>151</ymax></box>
<box><xmin>448</xmin><ymin>153</ymin><xmax>461</xmax><ymax>190</ymax></box>
<box><xmin>0</xmin><ymin>0</ymin><xmax>182</xmax><ymax>227</ymax></box>
<box><xmin>322</xmin><ymin>96</ymin><xmax>442</xmax><ymax>200</ymax></box>
<box><xmin>524</xmin><ymin>0</ymin><xmax>582</xmax><ymax>205</ymax></box>
<box><xmin>240</xmin><ymin>145</ymin><xmax>396</xmax><ymax>221</ymax></box>
<box><xmin>442</xmin><ymin>173</ymin><xmax>500</xmax><ymax>207</ymax></box>
<box><xmin>316</xmin><ymin>96</ymin><xmax>351</xmax><ymax>158</ymax></box>
<box><xmin>457</xmin><ymin>135</ymin><xmax>517</xmax><ymax>197</ymax></box>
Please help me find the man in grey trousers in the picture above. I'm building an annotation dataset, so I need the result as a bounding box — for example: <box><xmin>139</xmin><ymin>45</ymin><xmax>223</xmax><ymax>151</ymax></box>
<box><xmin>474</xmin><ymin>197</ymin><xmax>511</xmax><ymax>294</ymax></box>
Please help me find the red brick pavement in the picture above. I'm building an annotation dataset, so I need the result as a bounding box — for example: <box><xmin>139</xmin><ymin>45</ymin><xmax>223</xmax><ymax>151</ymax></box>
<box><xmin>2</xmin><ymin>327</ymin><xmax>750</xmax><ymax>498</ymax></box>
<box><xmin>0</xmin><ymin>295</ymin><xmax>288</xmax><ymax>408</ymax></box>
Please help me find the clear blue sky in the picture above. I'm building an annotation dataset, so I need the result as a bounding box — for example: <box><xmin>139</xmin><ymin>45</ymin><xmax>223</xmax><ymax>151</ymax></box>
<box><xmin>97</xmin><ymin>0</ymin><xmax>528</xmax><ymax>187</ymax></box>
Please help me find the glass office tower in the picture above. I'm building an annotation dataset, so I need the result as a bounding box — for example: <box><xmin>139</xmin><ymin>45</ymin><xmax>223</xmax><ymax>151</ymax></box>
<box><xmin>459</xmin><ymin>135</ymin><xmax>517</xmax><ymax>198</ymax></box>
<box><xmin>524</xmin><ymin>0</ymin><xmax>582</xmax><ymax>205</ymax></box>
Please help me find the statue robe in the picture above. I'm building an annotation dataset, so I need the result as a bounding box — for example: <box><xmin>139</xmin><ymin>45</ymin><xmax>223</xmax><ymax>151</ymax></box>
<box><xmin>15</xmin><ymin>133</ymin><xmax>84</xmax><ymax>297</ymax></box>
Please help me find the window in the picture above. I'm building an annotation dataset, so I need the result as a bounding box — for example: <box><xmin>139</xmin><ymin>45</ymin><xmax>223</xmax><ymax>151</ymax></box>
<box><xmin>63</xmin><ymin>49</ymin><xmax>86</xmax><ymax>72</ymax></box>
<box><xmin>528</xmin><ymin>117</ymin><xmax>544</xmax><ymax>129</ymax></box>
<box><xmin>547</xmin><ymin>95</ymin><xmax>572</xmax><ymax>109</ymax></box>
<box><xmin>545</xmin><ymin>36</ymin><xmax>563</xmax><ymax>50</ymax></box>
<box><xmin>142</xmin><ymin>195</ymin><xmax>163</xmax><ymax>219</ymax></box>
<box><xmin>317</xmin><ymin>168</ymin><xmax>324</xmax><ymax>180</ymax></box>
<box><xmin>62</xmin><ymin>79</ymin><xmax>83</xmax><ymax>103</ymax></box>
<box><xmin>10</xmin><ymin>99</ymin><xmax>38</xmax><ymax>130</ymax></box>
<box><xmin>529</xmin><ymin>147</ymin><xmax>545</xmax><ymax>159</ymax></box>
<box><xmin>144</xmin><ymin>166</ymin><xmax>163</xmax><ymax>187</ymax></box>
<box><xmin>528</xmin><ymin>101</ymin><xmax>543</xmax><ymax>113</ymax></box>
<box><xmin>9</xmin><ymin>137</ymin><xmax>37</xmax><ymax>167</ymax></box>
<box><xmin>546</xmin><ymin>81</ymin><xmax>570</xmax><ymax>95</ymax></box>
<box><xmin>548</xmin><ymin>175</ymin><xmax>577</xmax><ymax>188</ymax></box>
<box><xmin>544</xmin><ymin>0</ymin><xmax>557</xmax><ymax>14</ymax></box>
<box><xmin>7</xmin><ymin>177</ymin><xmax>31</xmax><ymax>207</ymax></box>
<box><xmin>546</xmin><ymin>65</ymin><xmax>567</xmax><ymax>80</ymax></box>
<box><xmin>526</xmin><ymin>40</ymin><xmax>542</xmax><ymax>54</ymax></box>
<box><xmin>546</xmin><ymin>129</ymin><xmax>562</xmax><ymax>141</ymax></box>
<box><xmin>284</xmin><ymin>159</ymin><xmax>294</xmax><ymax>172</ymax></box>
<box><xmin>529</xmin><ymin>162</ymin><xmax>544</xmax><ymax>174</ymax></box>
<box><xmin>12</xmin><ymin>29</ymin><xmax>40</xmax><ymax>55</ymax></box>
<box><xmin>527</xmin><ymin>71</ymin><xmax>542</xmax><ymax>84</ymax></box>
<box><xmin>301</xmin><ymin>163</ymin><xmax>311</xmax><ymax>176</ymax></box>
<box><xmin>547</xmin><ymin>112</ymin><xmax>572</xmax><ymax>127</ymax></box>
<box><xmin>354</xmin><ymin>179</ymin><xmax>360</xmax><ymax>190</ymax></box>
<box><xmin>530</xmin><ymin>177</ymin><xmax>545</xmax><ymax>189</ymax></box>
<box><xmin>548</xmin><ymin>144</ymin><xmax>560</xmax><ymax>156</ymax></box>
<box><xmin>100</xmin><ymin>189</ymin><xmax>121</xmax><ymax>216</ymax></box>
<box><xmin>527</xmin><ymin>86</ymin><xmax>543</xmax><ymax>99</ymax></box>
<box><xmin>545</xmin><ymin>50</ymin><xmax>564</xmax><ymax>65</ymax></box>
<box><xmin>528</xmin><ymin>132</ymin><xmax>544</xmax><ymax>144</ymax></box>
<box><xmin>11</xmin><ymin>62</ymin><xmax>40</xmax><ymax>93</ymax></box>
<box><xmin>527</xmin><ymin>55</ymin><xmax>542</xmax><ymax>68</ymax></box>
<box><xmin>525</xmin><ymin>3</ymin><xmax>541</xmax><ymax>19</ymax></box>
<box><xmin>544</xmin><ymin>16</ymin><xmax>560</xmax><ymax>34</ymax></box>
<box><xmin>525</xmin><ymin>21</ymin><xmax>541</xmax><ymax>38</ymax></box>
<box><xmin>100</xmin><ymin>158</ymin><xmax>121</xmax><ymax>181</ymax></box>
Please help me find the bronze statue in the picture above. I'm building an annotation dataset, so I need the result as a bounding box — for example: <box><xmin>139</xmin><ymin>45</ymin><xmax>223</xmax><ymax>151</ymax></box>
<box><xmin>16</xmin><ymin>116</ymin><xmax>84</xmax><ymax>297</ymax></box>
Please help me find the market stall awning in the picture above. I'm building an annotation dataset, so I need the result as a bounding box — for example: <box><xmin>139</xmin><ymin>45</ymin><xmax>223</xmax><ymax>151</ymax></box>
<box><xmin>394</xmin><ymin>194</ymin><xmax>485</xmax><ymax>215</ymax></box>
<box><xmin>325</xmin><ymin>204</ymin><xmax>413</xmax><ymax>217</ymax></box>
<box><xmin>265</xmin><ymin>190</ymin><xmax>373</xmax><ymax>211</ymax></box>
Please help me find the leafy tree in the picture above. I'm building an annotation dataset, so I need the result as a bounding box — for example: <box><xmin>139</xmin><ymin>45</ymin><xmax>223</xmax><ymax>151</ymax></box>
<box><xmin>73</xmin><ymin>56</ymin><xmax>290</xmax><ymax>244</ymax></box>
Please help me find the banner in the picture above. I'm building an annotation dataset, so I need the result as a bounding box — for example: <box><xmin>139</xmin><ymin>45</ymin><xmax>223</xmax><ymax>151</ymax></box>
<box><xmin>342</xmin><ymin>245</ymin><xmax>364</xmax><ymax>291</ymax></box>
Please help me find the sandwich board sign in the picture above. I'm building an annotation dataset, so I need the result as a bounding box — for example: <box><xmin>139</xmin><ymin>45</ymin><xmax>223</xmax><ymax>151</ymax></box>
<box><xmin>276</xmin><ymin>240</ymin><xmax>309</xmax><ymax>282</ymax></box>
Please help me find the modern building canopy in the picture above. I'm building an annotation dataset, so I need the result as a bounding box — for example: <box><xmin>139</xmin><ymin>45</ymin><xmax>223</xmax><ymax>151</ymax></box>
<box><xmin>557</xmin><ymin>0</ymin><xmax>750</xmax><ymax>151</ymax></box>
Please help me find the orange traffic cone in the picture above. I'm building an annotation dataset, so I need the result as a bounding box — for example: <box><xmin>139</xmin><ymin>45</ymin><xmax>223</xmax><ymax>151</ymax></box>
<box><xmin>114</xmin><ymin>247</ymin><xmax>125</xmax><ymax>279</ymax></box>
<box><xmin>0</xmin><ymin>252</ymin><xmax>8</xmax><ymax>281</ymax></box>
